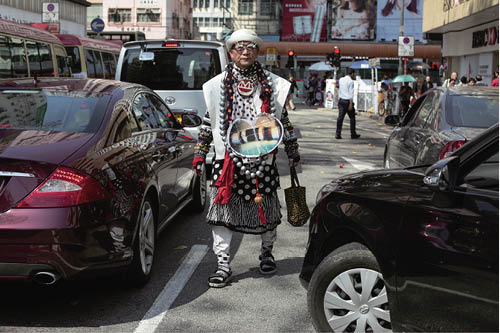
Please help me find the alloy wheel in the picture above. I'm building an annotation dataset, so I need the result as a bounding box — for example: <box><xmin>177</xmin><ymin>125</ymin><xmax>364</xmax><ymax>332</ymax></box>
<box><xmin>323</xmin><ymin>268</ymin><xmax>391</xmax><ymax>332</ymax></box>
<box><xmin>139</xmin><ymin>201</ymin><xmax>155</xmax><ymax>275</ymax></box>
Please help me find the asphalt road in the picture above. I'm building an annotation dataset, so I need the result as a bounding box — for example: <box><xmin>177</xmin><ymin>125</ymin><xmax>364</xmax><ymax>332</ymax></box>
<box><xmin>0</xmin><ymin>105</ymin><xmax>395</xmax><ymax>333</ymax></box>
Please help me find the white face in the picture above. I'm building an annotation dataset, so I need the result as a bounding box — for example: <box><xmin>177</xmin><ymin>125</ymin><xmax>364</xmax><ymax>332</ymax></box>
<box><xmin>229</xmin><ymin>41</ymin><xmax>258</xmax><ymax>69</ymax></box>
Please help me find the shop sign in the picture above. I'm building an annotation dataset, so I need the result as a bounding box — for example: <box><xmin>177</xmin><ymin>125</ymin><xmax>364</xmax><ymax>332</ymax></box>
<box><xmin>472</xmin><ymin>26</ymin><xmax>498</xmax><ymax>48</ymax></box>
<box><xmin>443</xmin><ymin>0</ymin><xmax>472</xmax><ymax>12</ymax></box>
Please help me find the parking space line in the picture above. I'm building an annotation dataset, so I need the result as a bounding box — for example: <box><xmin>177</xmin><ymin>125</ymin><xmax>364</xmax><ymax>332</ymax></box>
<box><xmin>342</xmin><ymin>157</ymin><xmax>378</xmax><ymax>171</ymax></box>
<box><xmin>356</xmin><ymin>126</ymin><xmax>390</xmax><ymax>137</ymax></box>
<box><xmin>134</xmin><ymin>244</ymin><xmax>209</xmax><ymax>333</ymax></box>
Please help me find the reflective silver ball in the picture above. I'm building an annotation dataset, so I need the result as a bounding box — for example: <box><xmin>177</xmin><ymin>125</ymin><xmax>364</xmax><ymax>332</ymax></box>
<box><xmin>256</xmin><ymin>171</ymin><xmax>262</xmax><ymax>177</ymax></box>
<box><xmin>236</xmin><ymin>162</ymin><xmax>242</xmax><ymax>168</ymax></box>
<box><xmin>229</xmin><ymin>153</ymin><xmax>235</xmax><ymax>158</ymax></box>
<box><xmin>258</xmin><ymin>165</ymin><xmax>264</xmax><ymax>171</ymax></box>
<box><xmin>241</xmin><ymin>166</ymin><xmax>246</xmax><ymax>172</ymax></box>
<box><xmin>245</xmin><ymin>170</ymin><xmax>251</xmax><ymax>176</ymax></box>
<box><xmin>233</xmin><ymin>157</ymin><xmax>239</xmax><ymax>163</ymax></box>
<box><xmin>250</xmin><ymin>172</ymin><xmax>256</xmax><ymax>178</ymax></box>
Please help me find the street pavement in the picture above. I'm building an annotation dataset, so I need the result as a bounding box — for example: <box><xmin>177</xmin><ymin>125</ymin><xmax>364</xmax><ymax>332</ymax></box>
<box><xmin>0</xmin><ymin>104</ymin><xmax>395</xmax><ymax>333</ymax></box>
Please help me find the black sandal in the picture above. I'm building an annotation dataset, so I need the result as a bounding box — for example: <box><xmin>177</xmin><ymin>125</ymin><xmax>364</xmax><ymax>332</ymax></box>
<box><xmin>259</xmin><ymin>253</ymin><xmax>276</xmax><ymax>275</ymax></box>
<box><xmin>208</xmin><ymin>267</ymin><xmax>232</xmax><ymax>288</ymax></box>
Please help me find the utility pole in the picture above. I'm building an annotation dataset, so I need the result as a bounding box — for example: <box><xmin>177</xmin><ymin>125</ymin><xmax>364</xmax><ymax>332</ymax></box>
<box><xmin>398</xmin><ymin>0</ymin><xmax>404</xmax><ymax>75</ymax></box>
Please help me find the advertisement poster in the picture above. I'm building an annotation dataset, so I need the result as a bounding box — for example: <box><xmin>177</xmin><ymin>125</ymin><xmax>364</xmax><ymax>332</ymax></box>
<box><xmin>281</xmin><ymin>0</ymin><xmax>327</xmax><ymax>42</ymax></box>
<box><xmin>331</xmin><ymin>0</ymin><xmax>377</xmax><ymax>40</ymax></box>
<box><xmin>324</xmin><ymin>79</ymin><xmax>337</xmax><ymax>109</ymax></box>
<box><xmin>376</xmin><ymin>0</ymin><xmax>423</xmax><ymax>41</ymax></box>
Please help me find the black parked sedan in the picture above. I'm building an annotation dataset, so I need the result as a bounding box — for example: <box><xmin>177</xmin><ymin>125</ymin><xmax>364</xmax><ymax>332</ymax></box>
<box><xmin>300</xmin><ymin>124</ymin><xmax>498</xmax><ymax>332</ymax></box>
<box><xmin>384</xmin><ymin>86</ymin><xmax>498</xmax><ymax>169</ymax></box>
<box><xmin>0</xmin><ymin>78</ymin><xmax>206</xmax><ymax>285</ymax></box>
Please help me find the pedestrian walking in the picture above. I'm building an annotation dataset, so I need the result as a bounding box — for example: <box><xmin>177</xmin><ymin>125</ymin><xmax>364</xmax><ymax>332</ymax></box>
<box><xmin>191</xmin><ymin>29</ymin><xmax>300</xmax><ymax>288</ymax></box>
<box><xmin>398</xmin><ymin>82</ymin><xmax>415</xmax><ymax>116</ymax></box>
<box><xmin>287</xmin><ymin>75</ymin><xmax>298</xmax><ymax>110</ymax></box>
<box><xmin>490</xmin><ymin>71</ymin><xmax>499</xmax><ymax>87</ymax></box>
<box><xmin>443</xmin><ymin>72</ymin><xmax>457</xmax><ymax>87</ymax></box>
<box><xmin>475</xmin><ymin>75</ymin><xmax>487</xmax><ymax>86</ymax></box>
<box><xmin>336</xmin><ymin>69</ymin><xmax>360</xmax><ymax>139</ymax></box>
<box><xmin>420</xmin><ymin>76</ymin><xmax>433</xmax><ymax>95</ymax></box>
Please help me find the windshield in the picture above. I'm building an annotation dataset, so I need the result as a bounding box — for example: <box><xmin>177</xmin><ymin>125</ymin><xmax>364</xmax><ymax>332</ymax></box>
<box><xmin>120</xmin><ymin>47</ymin><xmax>221</xmax><ymax>90</ymax></box>
<box><xmin>0</xmin><ymin>90</ymin><xmax>109</xmax><ymax>133</ymax></box>
<box><xmin>446</xmin><ymin>94</ymin><xmax>499</xmax><ymax>128</ymax></box>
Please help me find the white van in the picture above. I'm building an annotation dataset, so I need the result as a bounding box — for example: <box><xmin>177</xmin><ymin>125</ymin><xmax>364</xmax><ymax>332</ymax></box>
<box><xmin>116</xmin><ymin>39</ymin><xmax>228</xmax><ymax>166</ymax></box>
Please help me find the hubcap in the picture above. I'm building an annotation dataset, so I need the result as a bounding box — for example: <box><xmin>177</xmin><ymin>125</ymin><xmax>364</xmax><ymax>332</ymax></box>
<box><xmin>139</xmin><ymin>201</ymin><xmax>155</xmax><ymax>275</ymax></box>
<box><xmin>323</xmin><ymin>268</ymin><xmax>391</xmax><ymax>332</ymax></box>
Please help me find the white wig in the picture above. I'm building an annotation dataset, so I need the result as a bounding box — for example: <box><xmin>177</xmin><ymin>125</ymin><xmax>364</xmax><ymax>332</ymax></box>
<box><xmin>226</xmin><ymin>29</ymin><xmax>263</xmax><ymax>50</ymax></box>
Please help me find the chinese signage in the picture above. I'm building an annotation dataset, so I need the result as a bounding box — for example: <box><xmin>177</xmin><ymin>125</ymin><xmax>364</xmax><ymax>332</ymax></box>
<box><xmin>42</xmin><ymin>2</ymin><xmax>59</xmax><ymax>22</ymax></box>
<box><xmin>139</xmin><ymin>0</ymin><xmax>158</xmax><ymax>5</ymax></box>
<box><xmin>281</xmin><ymin>0</ymin><xmax>327</xmax><ymax>42</ymax></box>
<box><xmin>377</xmin><ymin>0</ymin><xmax>423</xmax><ymax>41</ymax></box>
<box><xmin>398</xmin><ymin>36</ymin><xmax>414</xmax><ymax>57</ymax></box>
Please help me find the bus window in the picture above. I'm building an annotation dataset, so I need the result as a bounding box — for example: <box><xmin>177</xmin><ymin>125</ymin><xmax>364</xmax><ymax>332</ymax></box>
<box><xmin>102</xmin><ymin>52</ymin><xmax>116</xmax><ymax>79</ymax></box>
<box><xmin>0</xmin><ymin>35</ymin><xmax>12</xmax><ymax>78</ymax></box>
<box><xmin>54</xmin><ymin>45</ymin><xmax>70</xmax><ymax>77</ymax></box>
<box><xmin>10</xmin><ymin>38</ymin><xmax>27</xmax><ymax>77</ymax></box>
<box><xmin>26</xmin><ymin>41</ymin><xmax>41</xmax><ymax>76</ymax></box>
<box><xmin>65</xmin><ymin>46</ymin><xmax>82</xmax><ymax>75</ymax></box>
<box><xmin>92</xmin><ymin>50</ymin><xmax>104</xmax><ymax>78</ymax></box>
<box><xmin>38</xmin><ymin>42</ymin><xmax>54</xmax><ymax>77</ymax></box>
<box><xmin>84</xmin><ymin>48</ymin><xmax>96</xmax><ymax>78</ymax></box>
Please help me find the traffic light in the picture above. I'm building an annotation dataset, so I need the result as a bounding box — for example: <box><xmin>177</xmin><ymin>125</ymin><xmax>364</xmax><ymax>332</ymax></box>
<box><xmin>326</xmin><ymin>52</ymin><xmax>334</xmax><ymax>65</ymax></box>
<box><xmin>332</xmin><ymin>46</ymin><xmax>341</xmax><ymax>68</ymax></box>
<box><xmin>286</xmin><ymin>49</ymin><xmax>295</xmax><ymax>68</ymax></box>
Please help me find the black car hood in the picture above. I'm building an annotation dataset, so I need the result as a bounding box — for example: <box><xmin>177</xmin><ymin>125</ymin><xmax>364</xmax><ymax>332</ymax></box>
<box><xmin>330</xmin><ymin>167</ymin><xmax>427</xmax><ymax>201</ymax></box>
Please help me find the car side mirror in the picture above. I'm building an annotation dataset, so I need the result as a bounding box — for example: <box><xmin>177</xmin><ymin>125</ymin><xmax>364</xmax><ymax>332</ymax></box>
<box><xmin>139</xmin><ymin>51</ymin><xmax>155</xmax><ymax>61</ymax></box>
<box><xmin>181</xmin><ymin>113</ymin><xmax>202</xmax><ymax>127</ymax></box>
<box><xmin>423</xmin><ymin>156</ymin><xmax>459</xmax><ymax>192</ymax></box>
<box><xmin>384</xmin><ymin>115</ymin><xmax>399</xmax><ymax>126</ymax></box>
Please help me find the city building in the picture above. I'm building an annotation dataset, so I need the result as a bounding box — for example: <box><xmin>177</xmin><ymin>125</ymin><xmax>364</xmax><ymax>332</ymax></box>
<box><xmin>192</xmin><ymin>0</ymin><xmax>232</xmax><ymax>41</ymax></box>
<box><xmin>0</xmin><ymin>0</ymin><xmax>91</xmax><ymax>35</ymax></box>
<box><xmin>423</xmin><ymin>0</ymin><xmax>499</xmax><ymax>84</ymax></box>
<box><xmin>102</xmin><ymin>0</ymin><xmax>192</xmax><ymax>40</ymax></box>
<box><xmin>87</xmin><ymin>0</ymin><xmax>103</xmax><ymax>30</ymax></box>
<box><xmin>192</xmin><ymin>0</ymin><xmax>280</xmax><ymax>41</ymax></box>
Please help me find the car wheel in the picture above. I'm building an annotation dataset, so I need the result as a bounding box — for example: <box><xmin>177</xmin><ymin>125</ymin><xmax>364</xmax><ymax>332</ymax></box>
<box><xmin>308</xmin><ymin>243</ymin><xmax>391</xmax><ymax>332</ymax></box>
<box><xmin>190</xmin><ymin>163</ymin><xmax>207</xmax><ymax>213</ymax></box>
<box><xmin>126</xmin><ymin>198</ymin><xmax>156</xmax><ymax>286</ymax></box>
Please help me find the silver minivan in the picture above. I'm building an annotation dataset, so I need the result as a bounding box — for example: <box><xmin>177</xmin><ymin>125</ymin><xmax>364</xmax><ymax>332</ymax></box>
<box><xmin>115</xmin><ymin>40</ymin><xmax>229</xmax><ymax>165</ymax></box>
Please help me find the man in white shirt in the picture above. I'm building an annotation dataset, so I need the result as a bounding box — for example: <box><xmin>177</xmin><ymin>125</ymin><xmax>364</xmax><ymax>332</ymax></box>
<box><xmin>336</xmin><ymin>70</ymin><xmax>360</xmax><ymax>139</ymax></box>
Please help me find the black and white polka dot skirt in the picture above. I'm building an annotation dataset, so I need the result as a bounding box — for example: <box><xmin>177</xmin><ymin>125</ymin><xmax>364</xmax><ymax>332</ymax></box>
<box><xmin>206</xmin><ymin>159</ymin><xmax>282</xmax><ymax>234</ymax></box>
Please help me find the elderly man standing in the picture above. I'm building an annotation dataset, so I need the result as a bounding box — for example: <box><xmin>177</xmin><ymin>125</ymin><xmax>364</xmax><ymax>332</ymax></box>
<box><xmin>336</xmin><ymin>69</ymin><xmax>360</xmax><ymax>139</ymax></box>
<box><xmin>420</xmin><ymin>76</ymin><xmax>433</xmax><ymax>95</ymax></box>
<box><xmin>443</xmin><ymin>72</ymin><xmax>458</xmax><ymax>87</ymax></box>
<box><xmin>192</xmin><ymin>29</ymin><xmax>300</xmax><ymax>288</ymax></box>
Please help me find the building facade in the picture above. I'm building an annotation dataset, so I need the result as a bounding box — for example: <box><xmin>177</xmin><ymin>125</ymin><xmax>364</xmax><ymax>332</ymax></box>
<box><xmin>0</xmin><ymin>0</ymin><xmax>90</xmax><ymax>35</ymax></box>
<box><xmin>192</xmin><ymin>0</ymin><xmax>232</xmax><ymax>41</ymax></box>
<box><xmin>102</xmin><ymin>0</ymin><xmax>192</xmax><ymax>40</ymax></box>
<box><xmin>423</xmin><ymin>0</ymin><xmax>499</xmax><ymax>84</ymax></box>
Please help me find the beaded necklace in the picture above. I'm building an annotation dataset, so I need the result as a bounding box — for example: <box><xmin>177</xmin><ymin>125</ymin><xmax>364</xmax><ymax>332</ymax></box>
<box><xmin>218</xmin><ymin>62</ymin><xmax>278</xmax><ymax>180</ymax></box>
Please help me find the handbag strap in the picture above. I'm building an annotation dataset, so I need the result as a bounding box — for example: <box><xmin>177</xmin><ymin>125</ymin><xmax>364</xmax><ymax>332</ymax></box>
<box><xmin>290</xmin><ymin>166</ymin><xmax>300</xmax><ymax>187</ymax></box>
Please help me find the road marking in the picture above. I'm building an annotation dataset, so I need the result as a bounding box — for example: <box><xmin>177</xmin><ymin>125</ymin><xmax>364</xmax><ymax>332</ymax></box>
<box><xmin>357</xmin><ymin>126</ymin><xmax>390</xmax><ymax>138</ymax></box>
<box><xmin>134</xmin><ymin>244</ymin><xmax>209</xmax><ymax>333</ymax></box>
<box><xmin>342</xmin><ymin>157</ymin><xmax>378</xmax><ymax>171</ymax></box>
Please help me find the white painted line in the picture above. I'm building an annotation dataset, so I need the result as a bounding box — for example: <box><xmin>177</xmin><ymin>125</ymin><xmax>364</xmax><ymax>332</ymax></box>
<box><xmin>342</xmin><ymin>157</ymin><xmax>378</xmax><ymax>171</ymax></box>
<box><xmin>134</xmin><ymin>244</ymin><xmax>209</xmax><ymax>333</ymax></box>
<box><xmin>356</xmin><ymin>126</ymin><xmax>390</xmax><ymax>138</ymax></box>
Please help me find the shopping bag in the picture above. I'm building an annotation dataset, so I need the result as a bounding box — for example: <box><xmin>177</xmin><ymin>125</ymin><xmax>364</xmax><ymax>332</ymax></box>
<box><xmin>284</xmin><ymin>167</ymin><xmax>310</xmax><ymax>227</ymax></box>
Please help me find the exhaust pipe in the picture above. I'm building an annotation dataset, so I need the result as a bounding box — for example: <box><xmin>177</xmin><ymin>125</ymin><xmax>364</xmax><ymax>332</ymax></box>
<box><xmin>32</xmin><ymin>271</ymin><xmax>60</xmax><ymax>285</ymax></box>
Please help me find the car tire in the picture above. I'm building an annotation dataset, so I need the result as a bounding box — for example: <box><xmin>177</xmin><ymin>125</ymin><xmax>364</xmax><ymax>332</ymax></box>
<box><xmin>126</xmin><ymin>197</ymin><xmax>156</xmax><ymax>286</ymax></box>
<box><xmin>307</xmin><ymin>242</ymin><xmax>391</xmax><ymax>332</ymax></box>
<box><xmin>190</xmin><ymin>163</ymin><xmax>207</xmax><ymax>213</ymax></box>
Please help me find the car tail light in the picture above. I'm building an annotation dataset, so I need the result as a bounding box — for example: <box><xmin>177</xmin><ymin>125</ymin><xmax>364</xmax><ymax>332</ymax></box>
<box><xmin>439</xmin><ymin>140</ymin><xmax>466</xmax><ymax>159</ymax></box>
<box><xmin>16</xmin><ymin>167</ymin><xmax>110</xmax><ymax>208</ymax></box>
<box><xmin>163</xmin><ymin>40</ymin><xmax>180</xmax><ymax>47</ymax></box>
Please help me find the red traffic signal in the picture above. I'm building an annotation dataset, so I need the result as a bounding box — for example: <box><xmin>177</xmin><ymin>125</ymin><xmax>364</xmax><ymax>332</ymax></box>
<box><xmin>288</xmin><ymin>50</ymin><xmax>295</xmax><ymax>57</ymax></box>
<box><xmin>333</xmin><ymin>47</ymin><xmax>340</xmax><ymax>54</ymax></box>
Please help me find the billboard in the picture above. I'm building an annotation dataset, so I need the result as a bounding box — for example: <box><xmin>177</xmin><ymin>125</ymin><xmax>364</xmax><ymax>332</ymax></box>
<box><xmin>331</xmin><ymin>0</ymin><xmax>377</xmax><ymax>40</ymax></box>
<box><xmin>281</xmin><ymin>0</ymin><xmax>327</xmax><ymax>42</ymax></box>
<box><xmin>376</xmin><ymin>0</ymin><xmax>423</xmax><ymax>41</ymax></box>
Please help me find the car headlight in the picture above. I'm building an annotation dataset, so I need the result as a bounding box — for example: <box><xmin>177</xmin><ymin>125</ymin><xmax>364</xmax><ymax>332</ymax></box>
<box><xmin>316</xmin><ymin>183</ymin><xmax>338</xmax><ymax>204</ymax></box>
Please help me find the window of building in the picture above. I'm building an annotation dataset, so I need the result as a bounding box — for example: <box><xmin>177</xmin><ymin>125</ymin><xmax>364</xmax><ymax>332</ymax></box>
<box><xmin>137</xmin><ymin>8</ymin><xmax>160</xmax><ymax>22</ymax></box>
<box><xmin>238</xmin><ymin>0</ymin><xmax>253</xmax><ymax>15</ymax></box>
<box><xmin>260</xmin><ymin>0</ymin><xmax>274</xmax><ymax>16</ymax></box>
<box><xmin>108</xmin><ymin>8</ymin><xmax>131</xmax><ymax>23</ymax></box>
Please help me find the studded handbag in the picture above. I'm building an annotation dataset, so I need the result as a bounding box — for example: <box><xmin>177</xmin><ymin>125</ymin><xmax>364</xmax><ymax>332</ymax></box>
<box><xmin>284</xmin><ymin>167</ymin><xmax>310</xmax><ymax>227</ymax></box>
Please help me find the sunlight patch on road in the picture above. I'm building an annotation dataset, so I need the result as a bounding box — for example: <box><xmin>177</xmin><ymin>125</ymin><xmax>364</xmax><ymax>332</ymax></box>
<box><xmin>342</xmin><ymin>157</ymin><xmax>378</xmax><ymax>171</ymax></box>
